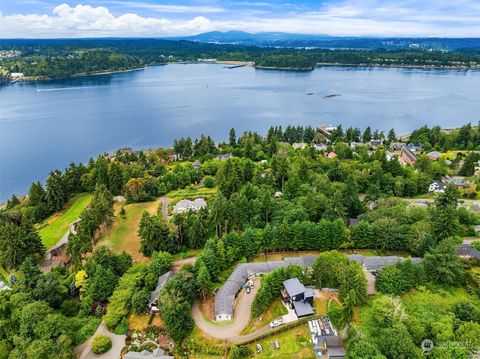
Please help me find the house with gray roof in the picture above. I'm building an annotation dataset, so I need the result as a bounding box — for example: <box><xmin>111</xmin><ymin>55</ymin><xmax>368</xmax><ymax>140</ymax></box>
<box><xmin>214</xmin><ymin>254</ymin><xmax>421</xmax><ymax>321</ymax></box>
<box><xmin>282</xmin><ymin>277</ymin><xmax>314</xmax><ymax>318</ymax></box>
<box><xmin>172</xmin><ymin>198</ymin><xmax>207</xmax><ymax>214</ymax></box>
<box><xmin>148</xmin><ymin>271</ymin><xmax>173</xmax><ymax>312</ymax></box>
<box><xmin>347</xmin><ymin>254</ymin><xmax>421</xmax><ymax>272</ymax></box>
<box><xmin>124</xmin><ymin>348</ymin><xmax>173</xmax><ymax>359</ymax></box>
<box><xmin>457</xmin><ymin>244</ymin><xmax>480</xmax><ymax>261</ymax></box>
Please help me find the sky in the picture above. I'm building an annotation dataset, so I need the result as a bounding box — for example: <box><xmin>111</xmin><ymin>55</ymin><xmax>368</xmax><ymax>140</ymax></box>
<box><xmin>1</xmin><ymin>0</ymin><xmax>480</xmax><ymax>38</ymax></box>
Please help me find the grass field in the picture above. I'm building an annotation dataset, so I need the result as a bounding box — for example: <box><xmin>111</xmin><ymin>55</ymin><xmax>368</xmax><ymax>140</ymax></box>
<box><xmin>38</xmin><ymin>193</ymin><xmax>93</xmax><ymax>249</ymax></box>
<box><xmin>242</xmin><ymin>298</ymin><xmax>288</xmax><ymax>335</ymax></box>
<box><xmin>128</xmin><ymin>313</ymin><xmax>164</xmax><ymax>331</ymax></box>
<box><xmin>167</xmin><ymin>186</ymin><xmax>217</xmax><ymax>200</ymax></box>
<box><xmin>247</xmin><ymin>324</ymin><xmax>315</xmax><ymax>358</ymax></box>
<box><xmin>99</xmin><ymin>198</ymin><xmax>161</xmax><ymax>263</ymax></box>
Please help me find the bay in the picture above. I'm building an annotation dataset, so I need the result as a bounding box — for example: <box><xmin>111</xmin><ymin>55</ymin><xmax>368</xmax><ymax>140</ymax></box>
<box><xmin>1</xmin><ymin>63</ymin><xmax>479</xmax><ymax>200</ymax></box>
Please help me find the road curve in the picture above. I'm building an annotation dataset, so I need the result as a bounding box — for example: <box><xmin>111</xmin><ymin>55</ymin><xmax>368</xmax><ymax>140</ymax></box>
<box><xmin>192</xmin><ymin>277</ymin><xmax>271</xmax><ymax>343</ymax></box>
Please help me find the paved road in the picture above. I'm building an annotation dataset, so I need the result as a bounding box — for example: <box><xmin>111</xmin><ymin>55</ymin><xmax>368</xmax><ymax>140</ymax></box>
<box><xmin>75</xmin><ymin>321</ymin><xmax>125</xmax><ymax>359</ymax></box>
<box><xmin>160</xmin><ymin>196</ymin><xmax>172</xmax><ymax>221</ymax></box>
<box><xmin>173</xmin><ymin>256</ymin><xmax>197</xmax><ymax>270</ymax></box>
<box><xmin>191</xmin><ymin>278</ymin><xmax>272</xmax><ymax>343</ymax></box>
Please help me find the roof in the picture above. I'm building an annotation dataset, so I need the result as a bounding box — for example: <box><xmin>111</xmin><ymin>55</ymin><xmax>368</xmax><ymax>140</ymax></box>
<box><xmin>457</xmin><ymin>244</ymin><xmax>480</xmax><ymax>260</ymax></box>
<box><xmin>214</xmin><ymin>261</ymin><xmax>292</xmax><ymax>316</ymax></box>
<box><xmin>283</xmin><ymin>278</ymin><xmax>306</xmax><ymax>297</ymax></box>
<box><xmin>123</xmin><ymin>348</ymin><xmax>174</xmax><ymax>359</ymax></box>
<box><xmin>429</xmin><ymin>180</ymin><xmax>445</xmax><ymax>191</ymax></box>
<box><xmin>293</xmin><ymin>300</ymin><xmax>314</xmax><ymax>317</ymax></box>
<box><xmin>173</xmin><ymin>198</ymin><xmax>207</xmax><ymax>213</ymax></box>
<box><xmin>305</xmin><ymin>288</ymin><xmax>314</xmax><ymax>298</ymax></box>
<box><xmin>401</xmin><ymin>147</ymin><xmax>418</xmax><ymax>162</ymax></box>
<box><xmin>427</xmin><ymin>151</ymin><xmax>441</xmax><ymax>159</ymax></box>
<box><xmin>149</xmin><ymin>271</ymin><xmax>173</xmax><ymax>306</ymax></box>
<box><xmin>347</xmin><ymin>218</ymin><xmax>359</xmax><ymax>227</ymax></box>
<box><xmin>325</xmin><ymin>335</ymin><xmax>343</xmax><ymax>348</ymax></box>
<box><xmin>347</xmin><ymin>254</ymin><xmax>422</xmax><ymax>271</ymax></box>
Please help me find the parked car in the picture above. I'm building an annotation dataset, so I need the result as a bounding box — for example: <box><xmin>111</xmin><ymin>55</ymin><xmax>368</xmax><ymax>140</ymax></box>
<box><xmin>269</xmin><ymin>318</ymin><xmax>285</xmax><ymax>328</ymax></box>
<box><xmin>248</xmin><ymin>280</ymin><xmax>254</xmax><ymax>288</ymax></box>
<box><xmin>256</xmin><ymin>344</ymin><xmax>263</xmax><ymax>353</ymax></box>
<box><xmin>246</xmin><ymin>286</ymin><xmax>251</xmax><ymax>294</ymax></box>
<box><xmin>273</xmin><ymin>340</ymin><xmax>280</xmax><ymax>349</ymax></box>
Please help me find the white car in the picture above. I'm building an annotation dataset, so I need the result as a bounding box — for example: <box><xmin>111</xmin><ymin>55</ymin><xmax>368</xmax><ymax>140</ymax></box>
<box><xmin>269</xmin><ymin>318</ymin><xmax>285</xmax><ymax>328</ymax></box>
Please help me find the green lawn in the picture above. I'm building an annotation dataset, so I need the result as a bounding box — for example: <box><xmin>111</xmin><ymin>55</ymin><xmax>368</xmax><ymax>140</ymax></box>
<box><xmin>38</xmin><ymin>193</ymin><xmax>93</xmax><ymax>249</ymax></box>
<box><xmin>101</xmin><ymin>199</ymin><xmax>161</xmax><ymax>263</ymax></box>
<box><xmin>0</xmin><ymin>265</ymin><xmax>9</xmax><ymax>283</ymax></box>
<box><xmin>248</xmin><ymin>324</ymin><xmax>315</xmax><ymax>358</ymax></box>
<box><xmin>242</xmin><ymin>298</ymin><xmax>288</xmax><ymax>335</ymax></box>
<box><xmin>167</xmin><ymin>186</ymin><xmax>217</xmax><ymax>200</ymax></box>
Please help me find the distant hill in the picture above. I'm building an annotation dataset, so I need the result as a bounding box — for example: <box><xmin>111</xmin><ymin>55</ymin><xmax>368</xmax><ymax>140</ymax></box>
<box><xmin>172</xmin><ymin>31</ymin><xmax>480</xmax><ymax>51</ymax></box>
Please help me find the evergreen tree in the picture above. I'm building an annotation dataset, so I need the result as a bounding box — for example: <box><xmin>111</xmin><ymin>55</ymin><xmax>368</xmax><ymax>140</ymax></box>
<box><xmin>229</xmin><ymin>128</ymin><xmax>236</xmax><ymax>147</ymax></box>
<box><xmin>45</xmin><ymin>170</ymin><xmax>67</xmax><ymax>213</ymax></box>
<box><xmin>362</xmin><ymin>127</ymin><xmax>372</xmax><ymax>142</ymax></box>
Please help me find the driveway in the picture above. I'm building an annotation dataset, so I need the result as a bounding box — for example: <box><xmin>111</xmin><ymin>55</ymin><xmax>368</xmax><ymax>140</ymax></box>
<box><xmin>160</xmin><ymin>196</ymin><xmax>172</xmax><ymax>221</ymax></box>
<box><xmin>192</xmin><ymin>277</ymin><xmax>271</xmax><ymax>343</ymax></box>
<box><xmin>75</xmin><ymin>321</ymin><xmax>125</xmax><ymax>359</ymax></box>
<box><xmin>173</xmin><ymin>256</ymin><xmax>197</xmax><ymax>270</ymax></box>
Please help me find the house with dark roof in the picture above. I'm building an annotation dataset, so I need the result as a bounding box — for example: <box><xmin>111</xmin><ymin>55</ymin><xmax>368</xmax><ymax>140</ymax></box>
<box><xmin>347</xmin><ymin>254</ymin><xmax>421</xmax><ymax>272</ymax></box>
<box><xmin>281</xmin><ymin>278</ymin><xmax>314</xmax><ymax>318</ymax></box>
<box><xmin>457</xmin><ymin>244</ymin><xmax>480</xmax><ymax>261</ymax></box>
<box><xmin>148</xmin><ymin>271</ymin><xmax>173</xmax><ymax>312</ymax></box>
<box><xmin>369</xmin><ymin>140</ymin><xmax>382</xmax><ymax>148</ymax></box>
<box><xmin>429</xmin><ymin>180</ymin><xmax>446</xmax><ymax>193</ymax></box>
<box><xmin>325</xmin><ymin>336</ymin><xmax>346</xmax><ymax>358</ymax></box>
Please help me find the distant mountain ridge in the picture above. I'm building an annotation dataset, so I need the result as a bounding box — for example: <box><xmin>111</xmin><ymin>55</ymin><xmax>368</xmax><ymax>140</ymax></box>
<box><xmin>172</xmin><ymin>31</ymin><xmax>480</xmax><ymax>51</ymax></box>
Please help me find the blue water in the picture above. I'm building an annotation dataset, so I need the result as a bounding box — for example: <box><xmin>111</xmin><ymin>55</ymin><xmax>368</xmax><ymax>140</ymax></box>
<box><xmin>1</xmin><ymin>64</ymin><xmax>479</xmax><ymax>200</ymax></box>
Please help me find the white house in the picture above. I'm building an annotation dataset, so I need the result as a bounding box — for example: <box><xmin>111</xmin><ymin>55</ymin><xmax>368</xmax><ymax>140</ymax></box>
<box><xmin>173</xmin><ymin>198</ymin><xmax>207</xmax><ymax>214</ymax></box>
<box><xmin>292</xmin><ymin>143</ymin><xmax>307</xmax><ymax>150</ymax></box>
<box><xmin>314</xmin><ymin>144</ymin><xmax>328</xmax><ymax>152</ymax></box>
<box><xmin>429</xmin><ymin>180</ymin><xmax>446</xmax><ymax>193</ymax></box>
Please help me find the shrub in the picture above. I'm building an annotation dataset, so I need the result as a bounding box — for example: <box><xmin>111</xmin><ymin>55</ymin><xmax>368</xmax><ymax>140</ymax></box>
<box><xmin>104</xmin><ymin>264</ymin><xmax>148</xmax><ymax>329</ymax></box>
<box><xmin>91</xmin><ymin>334</ymin><xmax>112</xmax><ymax>354</ymax></box>
<box><xmin>204</xmin><ymin>176</ymin><xmax>215</xmax><ymax>188</ymax></box>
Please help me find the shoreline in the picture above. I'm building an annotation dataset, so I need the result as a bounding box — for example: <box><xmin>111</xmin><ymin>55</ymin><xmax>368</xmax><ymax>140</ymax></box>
<box><xmin>7</xmin><ymin>65</ymin><xmax>149</xmax><ymax>84</ymax></box>
<box><xmin>5</xmin><ymin>60</ymin><xmax>479</xmax><ymax>84</ymax></box>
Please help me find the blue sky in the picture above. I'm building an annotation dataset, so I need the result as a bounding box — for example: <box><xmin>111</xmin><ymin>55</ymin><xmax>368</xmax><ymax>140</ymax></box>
<box><xmin>1</xmin><ymin>0</ymin><xmax>479</xmax><ymax>38</ymax></box>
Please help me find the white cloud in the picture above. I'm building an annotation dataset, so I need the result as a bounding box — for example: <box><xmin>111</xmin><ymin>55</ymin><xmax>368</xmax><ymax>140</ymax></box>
<box><xmin>103</xmin><ymin>1</ymin><xmax>226</xmax><ymax>14</ymax></box>
<box><xmin>0</xmin><ymin>4</ymin><xmax>213</xmax><ymax>37</ymax></box>
<box><xmin>0</xmin><ymin>1</ymin><xmax>480</xmax><ymax>38</ymax></box>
